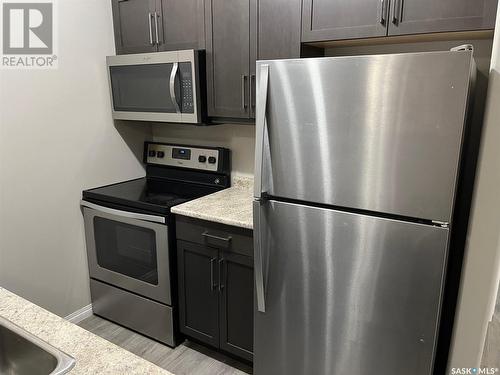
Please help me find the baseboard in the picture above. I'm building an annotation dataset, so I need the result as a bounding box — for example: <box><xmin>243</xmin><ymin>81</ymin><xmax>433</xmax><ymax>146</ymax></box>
<box><xmin>64</xmin><ymin>304</ymin><xmax>93</xmax><ymax>324</ymax></box>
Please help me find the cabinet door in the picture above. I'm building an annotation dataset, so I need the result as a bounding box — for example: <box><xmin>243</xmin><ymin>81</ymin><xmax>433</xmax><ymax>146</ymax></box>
<box><xmin>388</xmin><ymin>0</ymin><xmax>498</xmax><ymax>36</ymax></box>
<box><xmin>177</xmin><ymin>240</ymin><xmax>219</xmax><ymax>347</ymax></box>
<box><xmin>219</xmin><ymin>252</ymin><xmax>254</xmax><ymax>361</ymax></box>
<box><xmin>205</xmin><ymin>0</ymin><xmax>251</xmax><ymax>118</ymax></box>
<box><xmin>258</xmin><ymin>0</ymin><xmax>302</xmax><ymax>60</ymax></box>
<box><xmin>112</xmin><ymin>0</ymin><xmax>157</xmax><ymax>54</ymax></box>
<box><xmin>158</xmin><ymin>0</ymin><xmax>205</xmax><ymax>51</ymax></box>
<box><xmin>250</xmin><ymin>0</ymin><xmax>302</xmax><ymax>118</ymax></box>
<box><xmin>249</xmin><ymin>0</ymin><xmax>257</xmax><ymax>119</ymax></box>
<box><xmin>302</xmin><ymin>0</ymin><xmax>390</xmax><ymax>42</ymax></box>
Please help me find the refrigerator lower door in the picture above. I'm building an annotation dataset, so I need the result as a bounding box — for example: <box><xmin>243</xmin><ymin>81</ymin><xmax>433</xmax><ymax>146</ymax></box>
<box><xmin>254</xmin><ymin>200</ymin><xmax>449</xmax><ymax>375</ymax></box>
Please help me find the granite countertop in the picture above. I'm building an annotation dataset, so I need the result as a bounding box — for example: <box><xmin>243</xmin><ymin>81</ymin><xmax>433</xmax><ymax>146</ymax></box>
<box><xmin>0</xmin><ymin>287</ymin><xmax>172</xmax><ymax>375</ymax></box>
<box><xmin>171</xmin><ymin>176</ymin><xmax>254</xmax><ymax>229</ymax></box>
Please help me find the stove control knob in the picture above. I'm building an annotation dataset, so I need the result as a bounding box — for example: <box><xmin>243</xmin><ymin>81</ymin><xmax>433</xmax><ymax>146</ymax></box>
<box><xmin>148</xmin><ymin>150</ymin><xmax>156</xmax><ymax>157</ymax></box>
<box><xmin>198</xmin><ymin>155</ymin><xmax>207</xmax><ymax>163</ymax></box>
<box><xmin>157</xmin><ymin>151</ymin><xmax>165</xmax><ymax>158</ymax></box>
<box><xmin>208</xmin><ymin>156</ymin><xmax>217</xmax><ymax>164</ymax></box>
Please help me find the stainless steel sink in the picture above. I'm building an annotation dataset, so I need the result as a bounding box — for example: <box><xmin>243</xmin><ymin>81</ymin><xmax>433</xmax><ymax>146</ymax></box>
<box><xmin>0</xmin><ymin>316</ymin><xmax>75</xmax><ymax>375</ymax></box>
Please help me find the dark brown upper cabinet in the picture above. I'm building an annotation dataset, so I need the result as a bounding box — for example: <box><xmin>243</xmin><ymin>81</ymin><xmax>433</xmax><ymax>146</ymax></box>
<box><xmin>258</xmin><ymin>0</ymin><xmax>302</xmax><ymax>61</ymax></box>
<box><xmin>205</xmin><ymin>0</ymin><xmax>302</xmax><ymax>120</ymax></box>
<box><xmin>204</xmin><ymin>0</ymin><xmax>254</xmax><ymax>119</ymax></box>
<box><xmin>112</xmin><ymin>0</ymin><xmax>205</xmax><ymax>55</ymax></box>
<box><xmin>252</xmin><ymin>0</ymin><xmax>302</xmax><ymax>117</ymax></box>
<box><xmin>158</xmin><ymin>0</ymin><xmax>205</xmax><ymax>51</ymax></box>
<box><xmin>302</xmin><ymin>0</ymin><xmax>498</xmax><ymax>43</ymax></box>
<box><xmin>302</xmin><ymin>0</ymin><xmax>390</xmax><ymax>42</ymax></box>
<box><xmin>388</xmin><ymin>0</ymin><xmax>498</xmax><ymax>36</ymax></box>
<box><xmin>112</xmin><ymin>0</ymin><xmax>158</xmax><ymax>54</ymax></box>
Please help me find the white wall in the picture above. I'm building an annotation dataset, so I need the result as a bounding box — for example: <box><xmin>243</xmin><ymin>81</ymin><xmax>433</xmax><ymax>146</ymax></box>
<box><xmin>0</xmin><ymin>0</ymin><xmax>150</xmax><ymax>316</ymax></box>
<box><xmin>448</xmin><ymin>6</ymin><xmax>500</xmax><ymax>369</ymax></box>
<box><xmin>152</xmin><ymin>123</ymin><xmax>255</xmax><ymax>176</ymax></box>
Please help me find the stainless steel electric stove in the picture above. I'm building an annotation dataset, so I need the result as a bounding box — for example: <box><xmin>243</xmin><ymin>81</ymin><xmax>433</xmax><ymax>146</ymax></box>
<box><xmin>81</xmin><ymin>142</ymin><xmax>230</xmax><ymax>346</ymax></box>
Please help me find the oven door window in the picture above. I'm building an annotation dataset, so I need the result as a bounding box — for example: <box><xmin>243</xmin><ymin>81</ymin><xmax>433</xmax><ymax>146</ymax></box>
<box><xmin>93</xmin><ymin>217</ymin><xmax>158</xmax><ymax>285</ymax></box>
<box><xmin>110</xmin><ymin>63</ymin><xmax>178</xmax><ymax>113</ymax></box>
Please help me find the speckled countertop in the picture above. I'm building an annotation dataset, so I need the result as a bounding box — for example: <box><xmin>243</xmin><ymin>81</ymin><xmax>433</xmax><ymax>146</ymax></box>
<box><xmin>171</xmin><ymin>176</ymin><xmax>254</xmax><ymax>229</ymax></box>
<box><xmin>0</xmin><ymin>287</ymin><xmax>172</xmax><ymax>375</ymax></box>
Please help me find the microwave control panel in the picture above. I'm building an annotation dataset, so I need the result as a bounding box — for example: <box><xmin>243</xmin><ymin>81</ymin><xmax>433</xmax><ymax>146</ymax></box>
<box><xmin>179</xmin><ymin>62</ymin><xmax>194</xmax><ymax>114</ymax></box>
<box><xmin>145</xmin><ymin>142</ymin><xmax>230</xmax><ymax>174</ymax></box>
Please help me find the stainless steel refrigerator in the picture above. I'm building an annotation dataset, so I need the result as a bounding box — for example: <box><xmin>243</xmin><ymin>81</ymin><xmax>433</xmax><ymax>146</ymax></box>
<box><xmin>253</xmin><ymin>48</ymin><xmax>476</xmax><ymax>375</ymax></box>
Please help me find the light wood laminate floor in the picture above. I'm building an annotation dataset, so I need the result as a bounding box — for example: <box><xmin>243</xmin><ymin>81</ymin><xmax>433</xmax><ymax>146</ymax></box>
<box><xmin>481</xmin><ymin>287</ymin><xmax>500</xmax><ymax>368</ymax></box>
<box><xmin>78</xmin><ymin>315</ymin><xmax>252</xmax><ymax>375</ymax></box>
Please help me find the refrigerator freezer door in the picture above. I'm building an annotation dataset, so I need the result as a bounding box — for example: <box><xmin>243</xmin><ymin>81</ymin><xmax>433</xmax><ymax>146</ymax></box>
<box><xmin>256</xmin><ymin>50</ymin><xmax>473</xmax><ymax>222</ymax></box>
<box><xmin>254</xmin><ymin>200</ymin><xmax>449</xmax><ymax>375</ymax></box>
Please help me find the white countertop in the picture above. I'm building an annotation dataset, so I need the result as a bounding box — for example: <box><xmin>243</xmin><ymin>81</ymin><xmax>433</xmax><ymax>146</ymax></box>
<box><xmin>171</xmin><ymin>176</ymin><xmax>254</xmax><ymax>229</ymax></box>
<box><xmin>0</xmin><ymin>287</ymin><xmax>172</xmax><ymax>375</ymax></box>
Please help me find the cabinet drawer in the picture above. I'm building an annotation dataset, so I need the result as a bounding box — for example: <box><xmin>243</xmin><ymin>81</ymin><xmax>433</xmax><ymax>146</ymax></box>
<box><xmin>176</xmin><ymin>216</ymin><xmax>253</xmax><ymax>257</ymax></box>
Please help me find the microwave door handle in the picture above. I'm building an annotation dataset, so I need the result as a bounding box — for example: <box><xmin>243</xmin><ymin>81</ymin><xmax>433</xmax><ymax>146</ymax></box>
<box><xmin>80</xmin><ymin>200</ymin><xmax>166</xmax><ymax>224</ymax></box>
<box><xmin>169</xmin><ymin>62</ymin><xmax>181</xmax><ymax>114</ymax></box>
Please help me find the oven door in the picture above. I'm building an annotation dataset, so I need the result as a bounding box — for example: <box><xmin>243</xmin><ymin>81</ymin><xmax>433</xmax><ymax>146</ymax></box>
<box><xmin>82</xmin><ymin>202</ymin><xmax>171</xmax><ymax>305</ymax></box>
<box><xmin>106</xmin><ymin>50</ymin><xmax>201</xmax><ymax>124</ymax></box>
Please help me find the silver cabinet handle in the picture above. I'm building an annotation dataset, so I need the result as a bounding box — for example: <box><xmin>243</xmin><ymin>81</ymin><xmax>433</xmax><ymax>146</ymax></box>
<box><xmin>218</xmin><ymin>258</ymin><xmax>225</xmax><ymax>292</ymax></box>
<box><xmin>154</xmin><ymin>12</ymin><xmax>160</xmax><ymax>45</ymax></box>
<box><xmin>254</xmin><ymin>64</ymin><xmax>269</xmax><ymax>198</ymax></box>
<box><xmin>202</xmin><ymin>231</ymin><xmax>232</xmax><ymax>243</ymax></box>
<box><xmin>170</xmin><ymin>62</ymin><xmax>181</xmax><ymax>113</ymax></box>
<box><xmin>80</xmin><ymin>200</ymin><xmax>166</xmax><ymax>224</ymax></box>
<box><xmin>392</xmin><ymin>0</ymin><xmax>403</xmax><ymax>24</ymax></box>
<box><xmin>254</xmin><ymin>200</ymin><xmax>266</xmax><ymax>312</ymax></box>
<box><xmin>392</xmin><ymin>0</ymin><xmax>399</xmax><ymax>24</ymax></box>
<box><xmin>148</xmin><ymin>13</ymin><xmax>154</xmax><ymax>45</ymax></box>
<box><xmin>379</xmin><ymin>0</ymin><xmax>387</xmax><ymax>25</ymax></box>
<box><xmin>250</xmin><ymin>74</ymin><xmax>256</xmax><ymax>112</ymax></box>
<box><xmin>210</xmin><ymin>258</ymin><xmax>217</xmax><ymax>291</ymax></box>
<box><xmin>241</xmin><ymin>75</ymin><xmax>248</xmax><ymax>110</ymax></box>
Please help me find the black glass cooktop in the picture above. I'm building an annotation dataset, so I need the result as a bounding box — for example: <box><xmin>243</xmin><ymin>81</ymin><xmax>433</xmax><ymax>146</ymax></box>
<box><xmin>83</xmin><ymin>177</ymin><xmax>221</xmax><ymax>215</ymax></box>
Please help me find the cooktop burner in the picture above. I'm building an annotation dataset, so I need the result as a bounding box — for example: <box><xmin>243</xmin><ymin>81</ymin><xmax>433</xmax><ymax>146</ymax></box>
<box><xmin>83</xmin><ymin>177</ymin><xmax>222</xmax><ymax>215</ymax></box>
<box><xmin>82</xmin><ymin>142</ymin><xmax>231</xmax><ymax>216</ymax></box>
<box><xmin>146</xmin><ymin>193</ymin><xmax>180</xmax><ymax>205</ymax></box>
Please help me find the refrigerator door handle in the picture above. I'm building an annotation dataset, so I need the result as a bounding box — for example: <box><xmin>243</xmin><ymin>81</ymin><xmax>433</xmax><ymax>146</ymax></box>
<box><xmin>254</xmin><ymin>200</ymin><xmax>266</xmax><ymax>313</ymax></box>
<box><xmin>254</xmin><ymin>64</ymin><xmax>270</xmax><ymax>199</ymax></box>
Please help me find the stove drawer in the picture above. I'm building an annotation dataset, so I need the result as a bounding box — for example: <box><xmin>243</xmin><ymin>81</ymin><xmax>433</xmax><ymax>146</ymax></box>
<box><xmin>176</xmin><ymin>216</ymin><xmax>253</xmax><ymax>257</ymax></box>
<box><xmin>90</xmin><ymin>279</ymin><xmax>175</xmax><ymax>347</ymax></box>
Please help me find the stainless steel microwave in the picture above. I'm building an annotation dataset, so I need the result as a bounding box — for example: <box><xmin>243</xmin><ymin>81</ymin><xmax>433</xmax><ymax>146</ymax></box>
<box><xmin>106</xmin><ymin>50</ymin><xmax>205</xmax><ymax>124</ymax></box>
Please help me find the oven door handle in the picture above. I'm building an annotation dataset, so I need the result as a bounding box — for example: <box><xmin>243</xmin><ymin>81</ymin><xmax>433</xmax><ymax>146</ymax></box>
<box><xmin>80</xmin><ymin>200</ymin><xmax>166</xmax><ymax>224</ymax></box>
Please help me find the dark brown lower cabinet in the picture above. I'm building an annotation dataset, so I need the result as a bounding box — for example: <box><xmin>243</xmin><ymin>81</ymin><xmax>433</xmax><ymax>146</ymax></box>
<box><xmin>177</xmin><ymin>238</ymin><xmax>254</xmax><ymax>362</ymax></box>
<box><xmin>177</xmin><ymin>241</ymin><xmax>219</xmax><ymax>347</ymax></box>
<box><xmin>219</xmin><ymin>252</ymin><xmax>254</xmax><ymax>361</ymax></box>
